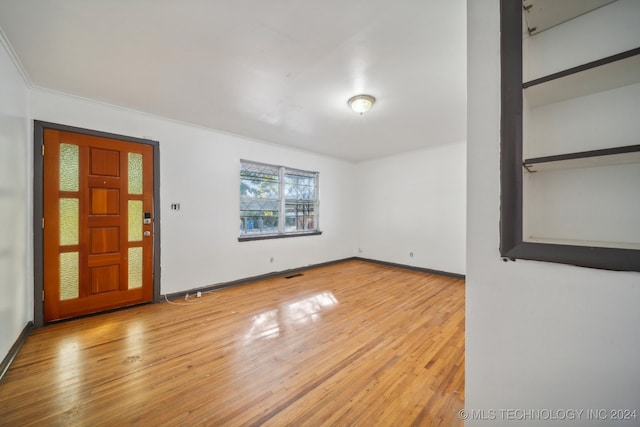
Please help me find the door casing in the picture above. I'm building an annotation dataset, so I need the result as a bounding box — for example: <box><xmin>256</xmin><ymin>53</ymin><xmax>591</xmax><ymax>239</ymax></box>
<box><xmin>33</xmin><ymin>121</ymin><xmax>161</xmax><ymax>327</ymax></box>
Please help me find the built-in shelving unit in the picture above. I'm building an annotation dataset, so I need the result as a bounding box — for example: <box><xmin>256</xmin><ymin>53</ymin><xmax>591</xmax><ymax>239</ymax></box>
<box><xmin>500</xmin><ymin>0</ymin><xmax>640</xmax><ymax>271</ymax></box>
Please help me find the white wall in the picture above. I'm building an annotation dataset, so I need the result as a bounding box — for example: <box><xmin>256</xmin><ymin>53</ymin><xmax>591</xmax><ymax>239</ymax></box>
<box><xmin>467</xmin><ymin>1</ymin><xmax>640</xmax><ymax>425</ymax></box>
<box><xmin>30</xmin><ymin>90</ymin><xmax>356</xmax><ymax>295</ymax></box>
<box><xmin>0</xmin><ymin>34</ymin><xmax>31</xmax><ymax>360</ymax></box>
<box><xmin>355</xmin><ymin>142</ymin><xmax>466</xmax><ymax>275</ymax></box>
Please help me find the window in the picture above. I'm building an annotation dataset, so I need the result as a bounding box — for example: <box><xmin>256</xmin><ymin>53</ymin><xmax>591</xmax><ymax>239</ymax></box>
<box><xmin>239</xmin><ymin>160</ymin><xmax>320</xmax><ymax>240</ymax></box>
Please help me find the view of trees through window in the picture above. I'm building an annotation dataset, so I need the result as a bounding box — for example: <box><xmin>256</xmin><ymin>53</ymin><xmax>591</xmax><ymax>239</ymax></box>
<box><xmin>240</xmin><ymin>160</ymin><xmax>318</xmax><ymax>237</ymax></box>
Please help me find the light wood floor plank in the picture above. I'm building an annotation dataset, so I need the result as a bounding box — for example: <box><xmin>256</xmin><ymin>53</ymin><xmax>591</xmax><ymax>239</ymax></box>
<box><xmin>0</xmin><ymin>260</ymin><xmax>464</xmax><ymax>426</ymax></box>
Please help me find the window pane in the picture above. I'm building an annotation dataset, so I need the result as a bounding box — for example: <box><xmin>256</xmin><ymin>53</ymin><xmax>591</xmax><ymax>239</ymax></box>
<box><xmin>285</xmin><ymin>202</ymin><xmax>316</xmax><ymax>232</ymax></box>
<box><xmin>60</xmin><ymin>143</ymin><xmax>79</xmax><ymax>192</ymax></box>
<box><xmin>240</xmin><ymin>161</ymin><xmax>279</xmax><ymax>199</ymax></box>
<box><xmin>240</xmin><ymin>199</ymin><xmax>279</xmax><ymax>235</ymax></box>
<box><xmin>285</xmin><ymin>170</ymin><xmax>316</xmax><ymax>201</ymax></box>
<box><xmin>128</xmin><ymin>200</ymin><xmax>143</xmax><ymax>241</ymax></box>
<box><xmin>60</xmin><ymin>198</ymin><xmax>79</xmax><ymax>246</ymax></box>
<box><xmin>128</xmin><ymin>153</ymin><xmax>143</xmax><ymax>195</ymax></box>
<box><xmin>128</xmin><ymin>247</ymin><xmax>143</xmax><ymax>289</ymax></box>
<box><xmin>60</xmin><ymin>252</ymin><xmax>79</xmax><ymax>300</ymax></box>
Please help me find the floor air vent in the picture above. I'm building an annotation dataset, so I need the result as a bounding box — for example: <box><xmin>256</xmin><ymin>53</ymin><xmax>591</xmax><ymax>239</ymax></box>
<box><xmin>285</xmin><ymin>273</ymin><xmax>304</xmax><ymax>279</ymax></box>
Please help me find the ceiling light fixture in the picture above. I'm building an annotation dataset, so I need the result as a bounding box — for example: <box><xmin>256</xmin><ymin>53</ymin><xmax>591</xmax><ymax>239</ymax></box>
<box><xmin>348</xmin><ymin>94</ymin><xmax>376</xmax><ymax>114</ymax></box>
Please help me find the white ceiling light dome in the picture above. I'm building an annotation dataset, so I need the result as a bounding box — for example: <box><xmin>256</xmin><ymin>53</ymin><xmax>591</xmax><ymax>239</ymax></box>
<box><xmin>348</xmin><ymin>94</ymin><xmax>376</xmax><ymax>114</ymax></box>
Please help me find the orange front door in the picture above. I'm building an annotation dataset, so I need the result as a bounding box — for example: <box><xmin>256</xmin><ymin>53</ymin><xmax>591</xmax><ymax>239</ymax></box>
<box><xmin>43</xmin><ymin>129</ymin><xmax>154</xmax><ymax>322</ymax></box>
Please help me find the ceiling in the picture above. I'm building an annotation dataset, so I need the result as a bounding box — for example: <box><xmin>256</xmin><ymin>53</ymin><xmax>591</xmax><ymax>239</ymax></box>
<box><xmin>0</xmin><ymin>0</ymin><xmax>466</xmax><ymax>162</ymax></box>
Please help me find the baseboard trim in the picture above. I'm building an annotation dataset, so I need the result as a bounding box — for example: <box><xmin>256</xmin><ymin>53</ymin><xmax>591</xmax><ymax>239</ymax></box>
<box><xmin>162</xmin><ymin>256</ymin><xmax>464</xmax><ymax>301</ymax></box>
<box><xmin>0</xmin><ymin>321</ymin><xmax>34</xmax><ymax>383</ymax></box>
<box><xmin>354</xmin><ymin>257</ymin><xmax>466</xmax><ymax>280</ymax></box>
<box><xmin>162</xmin><ymin>258</ymin><xmax>357</xmax><ymax>301</ymax></box>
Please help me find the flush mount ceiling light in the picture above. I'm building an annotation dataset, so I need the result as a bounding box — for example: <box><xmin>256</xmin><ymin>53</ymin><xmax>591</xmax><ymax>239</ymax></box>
<box><xmin>348</xmin><ymin>94</ymin><xmax>376</xmax><ymax>114</ymax></box>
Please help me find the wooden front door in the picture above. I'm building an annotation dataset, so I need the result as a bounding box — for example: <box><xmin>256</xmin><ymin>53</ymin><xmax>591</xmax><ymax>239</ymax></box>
<box><xmin>43</xmin><ymin>129</ymin><xmax>154</xmax><ymax>322</ymax></box>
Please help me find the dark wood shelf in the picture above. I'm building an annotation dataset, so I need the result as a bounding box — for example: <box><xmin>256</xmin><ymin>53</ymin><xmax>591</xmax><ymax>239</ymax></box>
<box><xmin>523</xmin><ymin>0</ymin><xmax>617</xmax><ymax>36</ymax></box>
<box><xmin>523</xmin><ymin>144</ymin><xmax>640</xmax><ymax>172</ymax></box>
<box><xmin>523</xmin><ymin>47</ymin><xmax>640</xmax><ymax>107</ymax></box>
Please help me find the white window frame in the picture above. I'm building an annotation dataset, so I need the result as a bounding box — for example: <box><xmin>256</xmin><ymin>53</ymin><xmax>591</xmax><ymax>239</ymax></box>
<box><xmin>239</xmin><ymin>160</ymin><xmax>320</xmax><ymax>241</ymax></box>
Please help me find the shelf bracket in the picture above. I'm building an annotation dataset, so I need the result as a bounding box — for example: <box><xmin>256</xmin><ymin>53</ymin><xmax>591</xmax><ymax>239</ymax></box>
<box><xmin>522</xmin><ymin>164</ymin><xmax>537</xmax><ymax>173</ymax></box>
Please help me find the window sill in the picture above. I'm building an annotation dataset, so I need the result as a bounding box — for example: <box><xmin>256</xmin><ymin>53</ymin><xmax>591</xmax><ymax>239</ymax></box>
<box><xmin>238</xmin><ymin>231</ymin><xmax>322</xmax><ymax>242</ymax></box>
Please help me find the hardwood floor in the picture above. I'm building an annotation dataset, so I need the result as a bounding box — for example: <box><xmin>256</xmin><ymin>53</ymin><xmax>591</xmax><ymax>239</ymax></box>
<box><xmin>0</xmin><ymin>260</ymin><xmax>465</xmax><ymax>426</ymax></box>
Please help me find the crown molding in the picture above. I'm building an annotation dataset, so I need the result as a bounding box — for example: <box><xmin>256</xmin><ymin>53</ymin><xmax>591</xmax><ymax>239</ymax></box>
<box><xmin>0</xmin><ymin>25</ymin><xmax>33</xmax><ymax>88</ymax></box>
